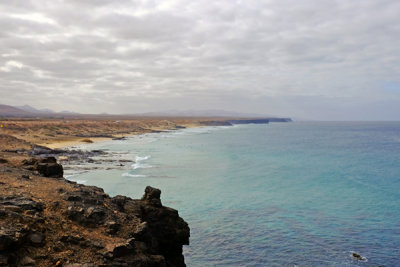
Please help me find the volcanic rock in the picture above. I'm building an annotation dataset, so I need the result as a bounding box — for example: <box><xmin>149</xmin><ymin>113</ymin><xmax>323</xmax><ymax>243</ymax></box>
<box><xmin>1</xmin><ymin>159</ymin><xmax>189</xmax><ymax>266</ymax></box>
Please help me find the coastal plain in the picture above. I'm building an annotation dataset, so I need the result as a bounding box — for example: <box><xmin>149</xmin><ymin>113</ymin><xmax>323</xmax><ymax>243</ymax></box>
<box><xmin>0</xmin><ymin>117</ymin><xmax>230</xmax><ymax>149</ymax></box>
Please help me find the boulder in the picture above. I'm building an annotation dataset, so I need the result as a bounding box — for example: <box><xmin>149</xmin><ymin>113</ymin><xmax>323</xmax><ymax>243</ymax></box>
<box><xmin>35</xmin><ymin>162</ymin><xmax>63</xmax><ymax>178</ymax></box>
<box><xmin>22</xmin><ymin>157</ymin><xmax>63</xmax><ymax>177</ymax></box>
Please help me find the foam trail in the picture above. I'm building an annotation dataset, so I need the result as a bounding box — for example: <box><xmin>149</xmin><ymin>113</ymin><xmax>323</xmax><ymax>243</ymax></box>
<box><xmin>122</xmin><ymin>173</ymin><xmax>146</xmax><ymax>178</ymax></box>
<box><xmin>132</xmin><ymin>155</ymin><xmax>152</xmax><ymax>170</ymax></box>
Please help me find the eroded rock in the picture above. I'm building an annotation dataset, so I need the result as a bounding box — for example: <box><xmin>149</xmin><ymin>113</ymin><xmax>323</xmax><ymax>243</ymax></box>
<box><xmin>1</xmin><ymin>178</ymin><xmax>189</xmax><ymax>267</ymax></box>
<box><xmin>141</xmin><ymin>186</ymin><xmax>162</xmax><ymax>207</ymax></box>
<box><xmin>36</xmin><ymin>162</ymin><xmax>63</xmax><ymax>178</ymax></box>
<box><xmin>22</xmin><ymin>157</ymin><xmax>63</xmax><ymax>177</ymax></box>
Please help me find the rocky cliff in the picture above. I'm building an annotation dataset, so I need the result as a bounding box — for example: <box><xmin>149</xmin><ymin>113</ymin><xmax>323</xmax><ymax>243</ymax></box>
<box><xmin>0</xmin><ymin>150</ymin><xmax>190</xmax><ymax>266</ymax></box>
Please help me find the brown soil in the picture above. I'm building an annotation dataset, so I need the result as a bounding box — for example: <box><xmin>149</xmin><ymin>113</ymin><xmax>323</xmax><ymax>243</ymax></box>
<box><xmin>0</xmin><ymin>117</ymin><xmax>228</xmax><ymax>148</ymax></box>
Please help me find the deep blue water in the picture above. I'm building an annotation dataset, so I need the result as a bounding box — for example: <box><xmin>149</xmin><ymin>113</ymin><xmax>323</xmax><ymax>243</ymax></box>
<box><xmin>69</xmin><ymin>122</ymin><xmax>400</xmax><ymax>266</ymax></box>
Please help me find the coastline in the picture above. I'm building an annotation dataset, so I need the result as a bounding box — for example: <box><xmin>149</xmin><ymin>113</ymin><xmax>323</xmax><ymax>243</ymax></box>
<box><xmin>39</xmin><ymin>125</ymin><xmax>204</xmax><ymax>150</ymax></box>
<box><xmin>0</xmin><ymin>155</ymin><xmax>190</xmax><ymax>266</ymax></box>
<box><xmin>0</xmin><ymin>119</ymin><xmax>194</xmax><ymax>266</ymax></box>
<box><xmin>38</xmin><ymin>137</ymin><xmax>113</xmax><ymax>149</ymax></box>
<box><xmin>0</xmin><ymin>116</ymin><xmax>290</xmax><ymax>266</ymax></box>
<box><xmin>0</xmin><ymin>117</ymin><xmax>287</xmax><ymax>150</ymax></box>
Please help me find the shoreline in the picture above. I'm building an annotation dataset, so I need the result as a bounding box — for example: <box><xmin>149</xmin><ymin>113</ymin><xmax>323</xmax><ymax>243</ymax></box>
<box><xmin>38</xmin><ymin>127</ymin><xmax>198</xmax><ymax>149</ymax></box>
<box><xmin>37</xmin><ymin>122</ymin><xmax>226</xmax><ymax>149</ymax></box>
<box><xmin>0</xmin><ymin>117</ymin><xmax>288</xmax><ymax>150</ymax></box>
<box><xmin>0</xmin><ymin>116</ymin><xmax>291</xmax><ymax>266</ymax></box>
<box><xmin>38</xmin><ymin>136</ymin><xmax>113</xmax><ymax>149</ymax></box>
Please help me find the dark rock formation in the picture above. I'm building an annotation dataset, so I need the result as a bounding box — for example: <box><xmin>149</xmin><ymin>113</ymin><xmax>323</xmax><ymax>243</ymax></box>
<box><xmin>138</xmin><ymin>187</ymin><xmax>190</xmax><ymax>267</ymax></box>
<box><xmin>0</xmin><ymin>196</ymin><xmax>46</xmax><ymax>265</ymax></box>
<box><xmin>22</xmin><ymin>157</ymin><xmax>63</xmax><ymax>178</ymax></box>
<box><xmin>35</xmin><ymin>162</ymin><xmax>63</xmax><ymax>178</ymax></box>
<box><xmin>112</xmin><ymin>137</ymin><xmax>127</xmax><ymax>140</ymax></box>
<box><xmin>0</xmin><ymin>179</ymin><xmax>189</xmax><ymax>266</ymax></box>
<box><xmin>26</xmin><ymin>146</ymin><xmax>133</xmax><ymax>173</ymax></box>
<box><xmin>141</xmin><ymin>186</ymin><xmax>162</xmax><ymax>207</ymax></box>
<box><xmin>352</xmin><ymin>252</ymin><xmax>367</xmax><ymax>261</ymax></box>
<box><xmin>29</xmin><ymin>146</ymin><xmax>107</xmax><ymax>160</ymax></box>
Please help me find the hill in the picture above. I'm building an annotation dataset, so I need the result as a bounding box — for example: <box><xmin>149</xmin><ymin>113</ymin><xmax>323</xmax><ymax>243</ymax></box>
<box><xmin>0</xmin><ymin>104</ymin><xmax>36</xmax><ymax>117</ymax></box>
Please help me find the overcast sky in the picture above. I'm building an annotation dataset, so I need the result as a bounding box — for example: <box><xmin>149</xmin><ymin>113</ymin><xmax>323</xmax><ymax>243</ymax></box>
<box><xmin>1</xmin><ymin>0</ymin><xmax>399</xmax><ymax>120</ymax></box>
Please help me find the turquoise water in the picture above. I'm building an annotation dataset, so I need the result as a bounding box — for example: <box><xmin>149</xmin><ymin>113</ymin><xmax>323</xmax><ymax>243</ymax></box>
<box><xmin>70</xmin><ymin>122</ymin><xmax>400</xmax><ymax>266</ymax></box>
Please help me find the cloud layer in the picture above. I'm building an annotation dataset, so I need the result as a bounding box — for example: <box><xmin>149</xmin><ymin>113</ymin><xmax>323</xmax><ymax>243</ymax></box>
<box><xmin>1</xmin><ymin>0</ymin><xmax>399</xmax><ymax>119</ymax></box>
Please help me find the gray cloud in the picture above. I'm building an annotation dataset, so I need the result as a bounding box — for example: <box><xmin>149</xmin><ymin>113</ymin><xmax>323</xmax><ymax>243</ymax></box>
<box><xmin>0</xmin><ymin>0</ymin><xmax>399</xmax><ymax>119</ymax></box>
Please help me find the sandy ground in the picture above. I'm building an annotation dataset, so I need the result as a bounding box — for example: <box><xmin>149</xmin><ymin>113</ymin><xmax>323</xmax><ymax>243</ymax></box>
<box><xmin>0</xmin><ymin>117</ymin><xmax>224</xmax><ymax>149</ymax></box>
<box><xmin>39</xmin><ymin>137</ymin><xmax>115</xmax><ymax>149</ymax></box>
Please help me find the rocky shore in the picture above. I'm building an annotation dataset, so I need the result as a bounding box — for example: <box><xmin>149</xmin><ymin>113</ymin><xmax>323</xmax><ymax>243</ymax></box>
<box><xmin>0</xmin><ymin>117</ymin><xmax>292</xmax><ymax>266</ymax></box>
<box><xmin>0</xmin><ymin>136</ymin><xmax>190</xmax><ymax>266</ymax></box>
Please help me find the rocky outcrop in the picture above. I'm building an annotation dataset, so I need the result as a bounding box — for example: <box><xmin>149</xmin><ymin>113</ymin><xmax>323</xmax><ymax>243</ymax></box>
<box><xmin>0</xmin><ymin>195</ymin><xmax>46</xmax><ymax>265</ymax></box>
<box><xmin>22</xmin><ymin>156</ymin><xmax>63</xmax><ymax>178</ymax></box>
<box><xmin>0</xmin><ymin>164</ymin><xmax>190</xmax><ymax>267</ymax></box>
<box><xmin>138</xmin><ymin>187</ymin><xmax>190</xmax><ymax>267</ymax></box>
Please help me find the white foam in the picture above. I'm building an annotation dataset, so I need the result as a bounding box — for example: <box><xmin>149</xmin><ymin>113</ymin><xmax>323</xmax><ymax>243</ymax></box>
<box><xmin>131</xmin><ymin>155</ymin><xmax>152</xmax><ymax>170</ymax></box>
<box><xmin>136</xmin><ymin>155</ymin><xmax>150</xmax><ymax>161</ymax></box>
<box><xmin>122</xmin><ymin>173</ymin><xmax>146</xmax><ymax>178</ymax></box>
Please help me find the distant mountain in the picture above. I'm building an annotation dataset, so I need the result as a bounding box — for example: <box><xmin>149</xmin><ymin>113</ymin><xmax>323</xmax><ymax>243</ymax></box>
<box><xmin>59</xmin><ymin>110</ymin><xmax>78</xmax><ymax>115</ymax></box>
<box><xmin>17</xmin><ymin>105</ymin><xmax>39</xmax><ymax>113</ymax></box>
<box><xmin>17</xmin><ymin>105</ymin><xmax>55</xmax><ymax>114</ymax></box>
<box><xmin>0</xmin><ymin>104</ymin><xmax>36</xmax><ymax>117</ymax></box>
<box><xmin>0</xmin><ymin>104</ymin><xmax>291</xmax><ymax>121</ymax></box>
<box><xmin>1</xmin><ymin>104</ymin><xmax>70</xmax><ymax>117</ymax></box>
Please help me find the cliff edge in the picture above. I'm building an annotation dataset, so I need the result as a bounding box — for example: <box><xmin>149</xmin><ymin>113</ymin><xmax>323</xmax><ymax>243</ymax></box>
<box><xmin>0</xmin><ymin>137</ymin><xmax>190</xmax><ymax>266</ymax></box>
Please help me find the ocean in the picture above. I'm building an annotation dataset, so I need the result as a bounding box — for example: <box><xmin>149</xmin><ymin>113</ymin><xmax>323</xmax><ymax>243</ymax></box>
<box><xmin>67</xmin><ymin>122</ymin><xmax>400</xmax><ymax>266</ymax></box>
